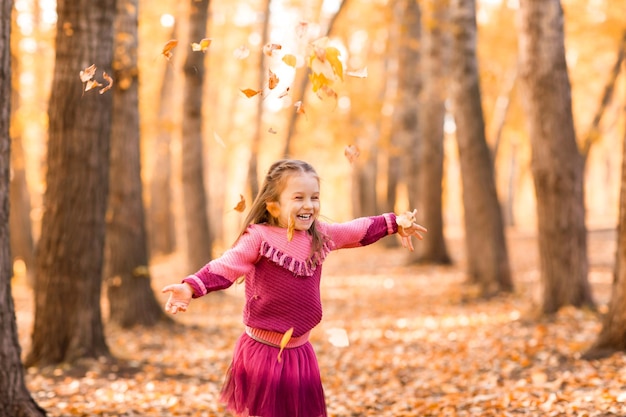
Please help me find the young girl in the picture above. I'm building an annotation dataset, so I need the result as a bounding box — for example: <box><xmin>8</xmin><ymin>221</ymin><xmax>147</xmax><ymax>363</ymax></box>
<box><xmin>162</xmin><ymin>159</ymin><xmax>427</xmax><ymax>417</ymax></box>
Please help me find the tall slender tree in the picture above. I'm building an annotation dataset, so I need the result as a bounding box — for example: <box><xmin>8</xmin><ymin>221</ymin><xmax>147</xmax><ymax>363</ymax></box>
<box><xmin>182</xmin><ymin>0</ymin><xmax>212</xmax><ymax>272</ymax></box>
<box><xmin>517</xmin><ymin>0</ymin><xmax>593</xmax><ymax>313</ymax></box>
<box><xmin>0</xmin><ymin>0</ymin><xmax>45</xmax><ymax>413</ymax></box>
<box><xmin>449</xmin><ymin>0</ymin><xmax>511</xmax><ymax>295</ymax></box>
<box><xmin>409</xmin><ymin>0</ymin><xmax>451</xmax><ymax>264</ymax></box>
<box><xmin>149</xmin><ymin>25</ymin><xmax>178</xmax><ymax>257</ymax></box>
<box><xmin>104</xmin><ymin>0</ymin><xmax>167</xmax><ymax>327</ymax></box>
<box><xmin>26</xmin><ymin>0</ymin><xmax>117</xmax><ymax>366</ymax></box>
<box><xmin>583</xmin><ymin>91</ymin><xmax>626</xmax><ymax>359</ymax></box>
<box><xmin>385</xmin><ymin>0</ymin><xmax>421</xmax><ymax>227</ymax></box>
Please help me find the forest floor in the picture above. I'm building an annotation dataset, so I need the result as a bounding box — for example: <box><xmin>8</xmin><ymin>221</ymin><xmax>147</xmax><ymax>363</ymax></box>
<box><xmin>13</xmin><ymin>227</ymin><xmax>626</xmax><ymax>416</ymax></box>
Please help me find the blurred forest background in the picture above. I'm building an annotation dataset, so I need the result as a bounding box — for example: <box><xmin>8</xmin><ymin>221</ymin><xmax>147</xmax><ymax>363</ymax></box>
<box><xmin>10</xmin><ymin>0</ymin><xmax>624</xmax><ymax>256</ymax></box>
<box><xmin>4</xmin><ymin>0</ymin><xmax>626</xmax><ymax>415</ymax></box>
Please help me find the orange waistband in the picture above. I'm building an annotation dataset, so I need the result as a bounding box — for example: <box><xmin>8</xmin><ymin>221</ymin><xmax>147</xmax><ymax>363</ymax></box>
<box><xmin>245</xmin><ymin>326</ymin><xmax>310</xmax><ymax>349</ymax></box>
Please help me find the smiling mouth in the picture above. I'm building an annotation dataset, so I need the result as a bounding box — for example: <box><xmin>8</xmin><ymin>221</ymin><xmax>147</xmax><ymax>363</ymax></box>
<box><xmin>297</xmin><ymin>214</ymin><xmax>313</xmax><ymax>221</ymax></box>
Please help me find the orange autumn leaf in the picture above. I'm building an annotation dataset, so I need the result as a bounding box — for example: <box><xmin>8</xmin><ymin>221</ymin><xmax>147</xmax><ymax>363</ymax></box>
<box><xmin>268</xmin><ymin>70</ymin><xmax>279</xmax><ymax>90</ymax></box>
<box><xmin>277</xmin><ymin>327</ymin><xmax>294</xmax><ymax>362</ymax></box>
<box><xmin>241</xmin><ymin>88</ymin><xmax>261</xmax><ymax>98</ymax></box>
<box><xmin>191</xmin><ymin>38</ymin><xmax>212</xmax><ymax>53</ymax></box>
<box><xmin>294</xmin><ymin>100</ymin><xmax>305</xmax><ymax>116</ymax></box>
<box><xmin>287</xmin><ymin>216</ymin><xmax>295</xmax><ymax>241</ymax></box>
<box><xmin>233</xmin><ymin>194</ymin><xmax>246</xmax><ymax>213</ymax></box>
<box><xmin>263</xmin><ymin>43</ymin><xmax>282</xmax><ymax>57</ymax></box>
<box><xmin>344</xmin><ymin>144</ymin><xmax>360</xmax><ymax>164</ymax></box>
<box><xmin>161</xmin><ymin>39</ymin><xmax>178</xmax><ymax>60</ymax></box>
<box><xmin>84</xmin><ymin>79</ymin><xmax>102</xmax><ymax>92</ymax></box>
<box><xmin>99</xmin><ymin>72</ymin><xmax>114</xmax><ymax>94</ymax></box>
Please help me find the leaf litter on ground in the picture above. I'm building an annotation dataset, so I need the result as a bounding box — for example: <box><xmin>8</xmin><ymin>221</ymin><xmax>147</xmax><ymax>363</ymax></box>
<box><xmin>14</xmin><ymin>228</ymin><xmax>626</xmax><ymax>416</ymax></box>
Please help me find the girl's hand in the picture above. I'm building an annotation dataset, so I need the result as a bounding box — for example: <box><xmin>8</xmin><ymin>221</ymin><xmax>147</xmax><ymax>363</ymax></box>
<box><xmin>161</xmin><ymin>283</ymin><xmax>193</xmax><ymax>314</ymax></box>
<box><xmin>396</xmin><ymin>210</ymin><xmax>427</xmax><ymax>252</ymax></box>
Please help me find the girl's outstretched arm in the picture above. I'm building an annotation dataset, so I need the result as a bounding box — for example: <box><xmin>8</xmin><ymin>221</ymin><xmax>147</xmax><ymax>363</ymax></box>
<box><xmin>162</xmin><ymin>283</ymin><xmax>194</xmax><ymax>314</ymax></box>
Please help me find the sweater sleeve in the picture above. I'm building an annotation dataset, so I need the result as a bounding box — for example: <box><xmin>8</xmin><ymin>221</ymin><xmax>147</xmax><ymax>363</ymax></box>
<box><xmin>182</xmin><ymin>226</ymin><xmax>262</xmax><ymax>298</ymax></box>
<box><xmin>323</xmin><ymin>213</ymin><xmax>398</xmax><ymax>250</ymax></box>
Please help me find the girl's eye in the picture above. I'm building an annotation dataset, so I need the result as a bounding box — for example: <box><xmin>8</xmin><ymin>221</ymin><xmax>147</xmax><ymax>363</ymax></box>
<box><xmin>312</xmin><ymin>196</ymin><xmax>320</xmax><ymax>200</ymax></box>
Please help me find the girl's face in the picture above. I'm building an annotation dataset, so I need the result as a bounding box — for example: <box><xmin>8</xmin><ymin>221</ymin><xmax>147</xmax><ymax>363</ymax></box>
<box><xmin>268</xmin><ymin>172</ymin><xmax>320</xmax><ymax>231</ymax></box>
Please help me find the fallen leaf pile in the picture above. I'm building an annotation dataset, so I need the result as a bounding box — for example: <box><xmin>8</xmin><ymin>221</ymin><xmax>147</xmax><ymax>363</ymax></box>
<box><xmin>14</xmin><ymin>229</ymin><xmax>626</xmax><ymax>416</ymax></box>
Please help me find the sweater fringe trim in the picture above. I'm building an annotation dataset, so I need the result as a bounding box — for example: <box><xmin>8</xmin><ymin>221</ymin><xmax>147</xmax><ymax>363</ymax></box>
<box><xmin>259</xmin><ymin>241</ymin><xmax>331</xmax><ymax>276</ymax></box>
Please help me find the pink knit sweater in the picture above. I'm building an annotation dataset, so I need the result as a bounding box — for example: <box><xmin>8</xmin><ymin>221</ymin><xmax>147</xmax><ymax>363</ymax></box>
<box><xmin>183</xmin><ymin>213</ymin><xmax>398</xmax><ymax>337</ymax></box>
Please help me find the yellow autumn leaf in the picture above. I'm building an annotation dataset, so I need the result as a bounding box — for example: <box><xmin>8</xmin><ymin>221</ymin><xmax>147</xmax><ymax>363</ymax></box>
<box><xmin>324</xmin><ymin>46</ymin><xmax>343</xmax><ymax>81</ymax></box>
<box><xmin>282</xmin><ymin>54</ymin><xmax>297</xmax><ymax>68</ymax></box>
<box><xmin>191</xmin><ymin>38</ymin><xmax>212</xmax><ymax>53</ymax></box>
<box><xmin>277</xmin><ymin>327</ymin><xmax>294</xmax><ymax>362</ymax></box>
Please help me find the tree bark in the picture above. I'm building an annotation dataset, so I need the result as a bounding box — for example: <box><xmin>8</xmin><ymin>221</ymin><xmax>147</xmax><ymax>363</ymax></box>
<box><xmin>517</xmin><ymin>0</ymin><xmax>593</xmax><ymax>313</ymax></box>
<box><xmin>449</xmin><ymin>0</ymin><xmax>511</xmax><ymax>296</ymax></box>
<box><xmin>182</xmin><ymin>0</ymin><xmax>212</xmax><ymax>272</ymax></box>
<box><xmin>105</xmin><ymin>0</ymin><xmax>168</xmax><ymax>328</ymax></box>
<box><xmin>409</xmin><ymin>0</ymin><xmax>451</xmax><ymax>264</ymax></box>
<box><xmin>149</xmin><ymin>27</ymin><xmax>177</xmax><ymax>257</ymax></box>
<box><xmin>246</xmin><ymin>0</ymin><xmax>271</xmax><ymax>199</ymax></box>
<box><xmin>582</xmin><ymin>60</ymin><xmax>626</xmax><ymax>360</ymax></box>
<box><xmin>9</xmin><ymin>46</ymin><xmax>35</xmax><ymax>286</ymax></box>
<box><xmin>26</xmin><ymin>0</ymin><xmax>116</xmax><ymax>367</ymax></box>
<box><xmin>0</xmin><ymin>0</ymin><xmax>46</xmax><ymax>413</ymax></box>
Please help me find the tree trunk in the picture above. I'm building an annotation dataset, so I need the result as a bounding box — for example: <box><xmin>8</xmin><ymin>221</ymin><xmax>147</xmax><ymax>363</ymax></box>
<box><xmin>105</xmin><ymin>0</ymin><xmax>168</xmax><ymax>328</ymax></box>
<box><xmin>583</xmin><ymin>89</ymin><xmax>626</xmax><ymax>360</ymax></box>
<box><xmin>517</xmin><ymin>0</ymin><xmax>593</xmax><ymax>314</ymax></box>
<box><xmin>0</xmin><ymin>1</ymin><xmax>45</xmax><ymax>413</ymax></box>
<box><xmin>182</xmin><ymin>0</ymin><xmax>212</xmax><ymax>272</ymax></box>
<box><xmin>449</xmin><ymin>0</ymin><xmax>511</xmax><ymax>296</ymax></box>
<box><xmin>409</xmin><ymin>0</ymin><xmax>451</xmax><ymax>264</ymax></box>
<box><xmin>246</xmin><ymin>0</ymin><xmax>271</xmax><ymax>199</ymax></box>
<box><xmin>26</xmin><ymin>0</ymin><xmax>116</xmax><ymax>367</ymax></box>
<box><xmin>382</xmin><ymin>0</ymin><xmax>419</xmax><ymax>249</ymax></box>
<box><xmin>9</xmin><ymin>49</ymin><xmax>35</xmax><ymax>286</ymax></box>
<box><xmin>149</xmin><ymin>26</ymin><xmax>177</xmax><ymax>257</ymax></box>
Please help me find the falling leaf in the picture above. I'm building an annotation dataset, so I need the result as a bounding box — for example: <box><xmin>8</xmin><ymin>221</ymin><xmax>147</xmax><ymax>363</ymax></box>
<box><xmin>344</xmin><ymin>144</ymin><xmax>360</xmax><ymax>164</ymax></box>
<box><xmin>282</xmin><ymin>54</ymin><xmax>297</xmax><ymax>68</ymax></box>
<box><xmin>268</xmin><ymin>127</ymin><xmax>277</xmax><ymax>134</ymax></box>
<box><xmin>396</xmin><ymin>209</ymin><xmax>417</xmax><ymax>228</ymax></box>
<box><xmin>84</xmin><ymin>79</ymin><xmax>103</xmax><ymax>92</ymax></box>
<box><xmin>233</xmin><ymin>195</ymin><xmax>246</xmax><ymax>213</ymax></box>
<box><xmin>277</xmin><ymin>327</ymin><xmax>294</xmax><ymax>362</ymax></box>
<box><xmin>263</xmin><ymin>43</ymin><xmax>282</xmax><ymax>57</ymax></box>
<box><xmin>241</xmin><ymin>88</ymin><xmax>261</xmax><ymax>98</ymax></box>
<box><xmin>268</xmin><ymin>70</ymin><xmax>279</xmax><ymax>90</ymax></box>
<box><xmin>287</xmin><ymin>216</ymin><xmax>295</xmax><ymax>241</ymax></box>
<box><xmin>213</xmin><ymin>131</ymin><xmax>226</xmax><ymax>148</ymax></box>
<box><xmin>63</xmin><ymin>22</ymin><xmax>74</xmax><ymax>36</ymax></box>
<box><xmin>191</xmin><ymin>38</ymin><xmax>212</xmax><ymax>53</ymax></box>
<box><xmin>294</xmin><ymin>100</ymin><xmax>306</xmax><ymax>116</ymax></box>
<box><xmin>79</xmin><ymin>64</ymin><xmax>97</xmax><ymax>83</ymax></box>
<box><xmin>278</xmin><ymin>87</ymin><xmax>290</xmax><ymax>99</ymax></box>
<box><xmin>161</xmin><ymin>39</ymin><xmax>178</xmax><ymax>60</ymax></box>
<box><xmin>99</xmin><ymin>72</ymin><xmax>114</xmax><ymax>94</ymax></box>
<box><xmin>233</xmin><ymin>45</ymin><xmax>250</xmax><ymax>60</ymax></box>
<box><xmin>295</xmin><ymin>21</ymin><xmax>308</xmax><ymax>39</ymax></box>
<box><xmin>346</xmin><ymin>67</ymin><xmax>368</xmax><ymax>78</ymax></box>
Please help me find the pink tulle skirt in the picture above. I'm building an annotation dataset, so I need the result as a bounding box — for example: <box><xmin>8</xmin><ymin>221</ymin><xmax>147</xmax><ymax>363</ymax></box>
<box><xmin>220</xmin><ymin>333</ymin><xmax>327</xmax><ymax>417</ymax></box>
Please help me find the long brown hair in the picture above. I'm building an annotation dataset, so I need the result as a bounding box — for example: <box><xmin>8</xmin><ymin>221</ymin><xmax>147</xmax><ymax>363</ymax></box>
<box><xmin>238</xmin><ymin>159</ymin><xmax>327</xmax><ymax>254</ymax></box>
